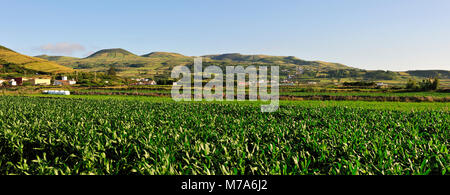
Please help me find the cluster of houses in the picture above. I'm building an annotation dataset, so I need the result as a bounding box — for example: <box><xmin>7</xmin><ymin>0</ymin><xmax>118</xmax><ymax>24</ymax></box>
<box><xmin>280</xmin><ymin>80</ymin><xmax>317</xmax><ymax>86</ymax></box>
<box><xmin>376</xmin><ymin>82</ymin><xmax>389</xmax><ymax>88</ymax></box>
<box><xmin>236</xmin><ymin>80</ymin><xmax>277</xmax><ymax>86</ymax></box>
<box><xmin>130</xmin><ymin>78</ymin><xmax>157</xmax><ymax>85</ymax></box>
<box><xmin>0</xmin><ymin>76</ymin><xmax>76</xmax><ymax>86</ymax></box>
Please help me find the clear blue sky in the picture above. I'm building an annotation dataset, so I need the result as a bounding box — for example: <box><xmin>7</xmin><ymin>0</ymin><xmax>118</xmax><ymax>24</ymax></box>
<box><xmin>1</xmin><ymin>0</ymin><xmax>450</xmax><ymax>71</ymax></box>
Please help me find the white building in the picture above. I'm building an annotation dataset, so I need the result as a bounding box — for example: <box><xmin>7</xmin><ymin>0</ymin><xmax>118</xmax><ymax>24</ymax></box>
<box><xmin>9</xmin><ymin>79</ymin><xmax>17</xmax><ymax>86</ymax></box>
<box><xmin>54</xmin><ymin>80</ymin><xmax>76</xmax><ymax>85</ymax></box>
<box><xmin>376</xmin><ymin>82</ymin><xmax>388</xmax><ymax>88</ymax></box>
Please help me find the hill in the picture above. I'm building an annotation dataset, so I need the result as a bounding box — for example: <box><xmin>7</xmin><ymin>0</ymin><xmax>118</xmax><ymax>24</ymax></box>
<box><xmin>36</xmin><ymin>49</ymin><xmax>356</xmax><ymax>77</ymax></box>
<box><xmin>33</xmin><ymin>48</ymin><xmax>450</xmax><ymax>87</ymax></box>
<box><xmin>35</xmin><ymin>54</ymin><xmax>80</xmax><ymax>62</ymax></box>
<box><xmin>86</xmin><ymin>48</ymin><xmax>138</xmax><ymax>59</ymax></box>
<box><xmin>36</xmin><ymin>49</ymin><xmax>194</xmax><ymax>77</ymax></box>
<box><xmin>35</xmin><ymin>55</ymin><xmax>81</xmax><ymax>68</ymax></box>
<box><xmin>0</xmin><ymin>45</ymin><xmax>73</xmax><ymax>74</ymax></box>
<box><xmin>202</xmin><ymin>53</ymin><xmax>351</xmax><ymax>70</ymax></box>
<box><xmin>406</xmin><ymin>70</ymin><xmax>450</xmax><ymax>79</ymax></box>
<box><xmin>142</xmin><ymin>52</ymin><xmax>187</xmax><ymax>58</ymax></box>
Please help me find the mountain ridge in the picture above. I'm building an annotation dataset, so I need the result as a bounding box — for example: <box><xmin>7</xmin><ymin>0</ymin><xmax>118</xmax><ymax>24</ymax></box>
<box><xmin>141</xmin><ymin>52</ymin><xmax>187</xmax><ymax>58</ymax></box>
<box><xmin>86</xmin><ymin>48</ymin><xmax>137</xmax><ymax>59</ymax></box>
<box><xmin>30</xmin><ymin>48</ymin><xmax>450</xmax><ymax>82</ymax></box>
<box><xmin>35</xmin><ymin>48</ymin><xmax>358</xmax><ymax>77</ymax></box>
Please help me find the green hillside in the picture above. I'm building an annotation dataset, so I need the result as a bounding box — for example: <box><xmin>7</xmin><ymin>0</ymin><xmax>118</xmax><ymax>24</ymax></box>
<box><xmin>406</xmin><ymin>70</ymin><xmax>450</xmax><ymax>79</ymax></box>
<box><xmin>35</xmin><ymin>55</ymin><xmax>81</xmax><ymax>68</ymax></box>
<box><xmin>36</xmin><ymin>49</ymin><xmax>355</xmax><ymax>77</ymax></box>
<box><xmin>202</xmin><ymin>53</ymin><xmax>351</xmax><ymax>70</ymax></box>
<box><xmin>36</xmin><ymin>49</ymin><xmax>193</xmax><ymax>77</ymax></box>
<box><xmin>87</xmin><ymin>48</ymin><xmax>137</xmax><ymax>59</ymax></box>
<box><xmin>142</xmin><ymin>52</ymin><xmax>187</xmax><ymax>58</ymax></box>
<box><xmin>0</xmin><ymin>45</ymin><xmax>73</xmax><ymax>74</ymax></box>
<box><xmin>32</xmin><ymin>48</ymin><xmax>450</xmax><ymax>87</ymax></box>
<box><xmin>36</xmin><ymin>54</ymin><xmax>80</xmax><ymax>61</ymax></box>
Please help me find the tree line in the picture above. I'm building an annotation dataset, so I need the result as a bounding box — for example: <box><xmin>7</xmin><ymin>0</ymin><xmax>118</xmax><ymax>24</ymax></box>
<box><xmin>406</xmin><ymin>78</ymin><xmax>439</xmax><ymax>91</ymax></box>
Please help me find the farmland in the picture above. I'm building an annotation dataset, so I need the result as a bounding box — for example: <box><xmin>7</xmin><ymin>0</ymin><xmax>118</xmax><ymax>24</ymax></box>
<box><xmin>0</xmin><ymin>95</ymin><xmax>448</xmax><ymax>175</ymax></box>
<box><xmin>3</xmin><ymin>85</ymin><xmax>450</xmax><ymax>102</ymax></box>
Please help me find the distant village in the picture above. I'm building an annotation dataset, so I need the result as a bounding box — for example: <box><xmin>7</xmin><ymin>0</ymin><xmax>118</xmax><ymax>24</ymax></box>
<box><xmin>0</xmin><ymin>76</ymin><xmax>159</xmax><ymax>87</ymax></box>
<box><xmin>0</xmin><ymin>76</ymin><xmax>76</xmax><ymax>86</ymax></box>
<box><xmin>129</xmin><ymin>78</ymin><xmax>157</xmax><ymax>85</ymax></box>
<box><xmin>0</xmin><ymin>74</ymin><xmax>390</xmax><ymax>89</ymax></box>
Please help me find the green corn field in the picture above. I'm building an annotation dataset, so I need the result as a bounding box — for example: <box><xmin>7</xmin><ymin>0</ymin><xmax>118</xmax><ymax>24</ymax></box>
<box><xmin>0</xmin><ymin>96</ymin><xmax>448</xmax><ymax>175</ymax></box>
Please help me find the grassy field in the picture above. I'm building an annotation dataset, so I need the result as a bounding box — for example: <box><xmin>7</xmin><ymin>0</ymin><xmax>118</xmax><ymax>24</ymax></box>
<box><xmin>11</xmin><ymin>85</ymin><xmax>446</xmax><ymax>99</ymax></box>
<box><xmin>27</xmin><ymin>94</ymin><xmax>449</xmax><ymax>111</ymax></box>
<box><xmin>0</xmin><ymin>95</ymin><xmax>448</xmax><ymax>175</ymax></box>
<box><xmin>280</xmin><ymin>91</ymin><xmax>450</xmax><ymax>98</ymax></box>
<box><xmin>54</xmin><ymin>86</ymin><xmax>450</xmax><ymax>102</ymax></box>
<box><xmin>70</xmin><ymin>89</ymin><xmax>449</xmax><ymax>97</ymax></box>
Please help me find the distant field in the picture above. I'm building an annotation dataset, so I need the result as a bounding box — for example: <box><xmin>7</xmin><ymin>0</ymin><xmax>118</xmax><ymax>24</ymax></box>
<box><xmin>2</xmin><ymin>85</ymin><xmax>448</xmax><ymax>103</ymax></box>
<box><xmin>66</xmin><ymin>87</ymin><xmax>449</xmax><ymax>103</ymax></box>
<box><xmin>26</xmin><ymin>94</ymin><xmax>450</xmax><ymax>111</ymax></box>
<box><xmin>71</xmin><ymin>87</ymin><xmax>449</xmax><ymax>97</ymax></box>
<box><xmin>280</xmin><ymin>91</ymin><xmax>450</xmax><ymax>98</ymax></box>
<box><xmin>0</xmin><ymin>96</ymin><xmax>448</xmax><ymax>175</ymax></box>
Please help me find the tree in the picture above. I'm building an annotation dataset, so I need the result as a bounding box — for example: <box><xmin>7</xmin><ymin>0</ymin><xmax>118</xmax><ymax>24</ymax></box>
<box><xmin>107</xmin><ymin>66</ymin><xmax>117</xmax><ymax>76</ymax></box>
<box><xmin>431</xmin><ymin>77</ymin><xmax>439</xmax><ymax>90</ymax></box>
<box><xmin>406</xmin><ymin>79</ymin><xmax>417</xmax><ymax>90</ymax></box>
<box><xmin>419</xmin><ymin>79</ymin><xmax>432</xmax><ymax>90</ymax></box>
<box><xmin>415</xmin><ymin>77</ymin><xmax>439</xmax><ymax>91</ymax></box>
